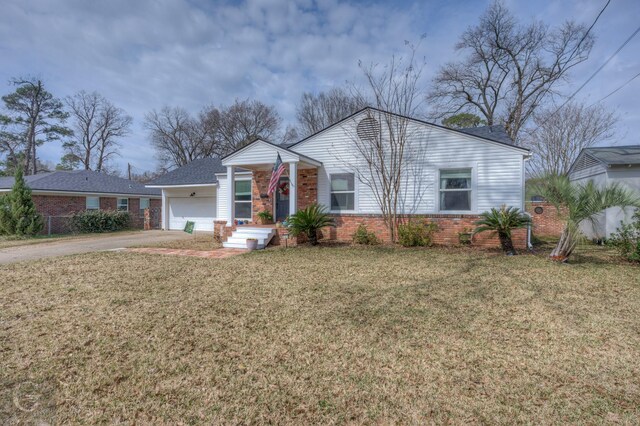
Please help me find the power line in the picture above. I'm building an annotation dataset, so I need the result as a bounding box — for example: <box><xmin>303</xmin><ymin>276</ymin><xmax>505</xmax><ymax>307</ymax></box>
<box><xmin>557</xmin><ymin>24</ymin><xmax>640</xmax><ymax>111</ymax></box>
<box><xmin>591</xmin><ymin>70</ymin><xmax>640</xmax><ymax>105</ymax></box>
<box><xmin>569</xmin><ymin>0</ymin><xmax>611</xmax><ymax>61</ymax></box>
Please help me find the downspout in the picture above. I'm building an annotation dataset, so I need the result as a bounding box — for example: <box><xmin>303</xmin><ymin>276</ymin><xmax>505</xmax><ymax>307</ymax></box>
<box><xmin>523</xmin><ymin>154</ymin><xmax>533</xmax><ymax>250</ymax></box>
<box><xmin>524</xmin><ymin>212</ymin><xmax>533</xmax><ymax>250</ymax></box>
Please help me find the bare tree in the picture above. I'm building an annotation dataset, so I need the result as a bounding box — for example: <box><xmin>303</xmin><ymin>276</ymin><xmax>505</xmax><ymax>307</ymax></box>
<box><xmin>428</xmin><ymin>1</ymin><xmax>594</xmax><ymax>143</ymax></box>
<box><xmin>145</xmin><ymin>107</ymin><xmax>206</xmax><ymax>169</ymax></box>
<box><xmin>216</xmin><ymin>99</ymin><xmax>281</xmax><ymax>155</ymax></box>
<box><xmin>64</xmin><ymin>91</ymin><xmax>132</xmax><ymax>172</ymax></box>
<box><xmin>335</xmin><ymin>43</ymin><xmax>429</xmax><ymax>242</ymax></box>
<box><xmin>1</xmin><ymin>77</ymin><xmax>71</xmax><ymax>175</ymax></box>
<box><xmin>296</xmin><ymin>87</ymin><xmax>367</xmax><ymax>137</ymax></box>
<box><xmin>523</xmin><ymin>102</ymin><xmax>618</xmax><ymax>177</ymax></box>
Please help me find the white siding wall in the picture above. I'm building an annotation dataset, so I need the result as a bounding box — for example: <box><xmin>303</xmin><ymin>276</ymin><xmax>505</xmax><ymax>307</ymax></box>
<box><xmin>215</xmin><ymin>173</ymin><xmax>253</xmax><ymax>222</ymax></box>
<box><xmin>605</xmin><ymin>167</ymin><xmax>640</xmax><ymax>236</ymax></box>
<box><xmin>292</xmin><ymin>112</ymin><xmax>526</xmax><ymax>215</ymax></box>
<box><xmin>222</xmin><ymin>141</ymin><xmax>298</xmax><ymax>166</ymax></box>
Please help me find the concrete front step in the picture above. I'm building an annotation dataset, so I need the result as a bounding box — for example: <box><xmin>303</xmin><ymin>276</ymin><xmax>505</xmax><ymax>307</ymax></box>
<box><xmin>222</xmin><ymin>227</ymin><xmax>276</xmax><ymax>250</ymax></box>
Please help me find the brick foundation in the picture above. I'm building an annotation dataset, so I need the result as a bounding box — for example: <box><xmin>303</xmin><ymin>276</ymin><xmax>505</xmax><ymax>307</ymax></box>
<box><xmin>320</xmin><ymin>214</ymin><xmax>527</xmax><ymax>249</ymax></box>
<box><xmin>526</xmin><ymin>202</ymin><xmax>566</xmax><ymax>238</ymax></box>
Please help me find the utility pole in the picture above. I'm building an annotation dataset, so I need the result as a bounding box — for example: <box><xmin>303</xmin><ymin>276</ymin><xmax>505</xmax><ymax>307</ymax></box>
<box><xmin>128</xmin><ymin>163</ymin><xmax>132</xmax><ymax>180</ymax></box>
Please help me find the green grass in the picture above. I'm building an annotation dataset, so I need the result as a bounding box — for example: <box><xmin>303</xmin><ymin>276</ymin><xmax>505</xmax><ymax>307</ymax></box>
<box><xmin>1</xmin><ymin>245</ymin><xmax>639</xmax><ymax>423</ymax></box>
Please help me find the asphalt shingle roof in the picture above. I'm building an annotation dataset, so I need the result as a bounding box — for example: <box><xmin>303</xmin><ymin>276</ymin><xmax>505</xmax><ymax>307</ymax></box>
<box><xmin>458</xmin><ymin>125</ymin><xmax>514</xmax><ymax>145</ymax></box>
<box><xmin>584</xmin><ymin>145</ymin><xmax>640</xmax><ymax>165</ymax></box>
<box><xmin>147</xmin><ymin>157</ymin><xmax>227</xmax><ymax>186</ymax></box>
<box><xmin>0</xmin><ymin>170</ymin><xmax>160</xmax><ymax>196</ymax></box>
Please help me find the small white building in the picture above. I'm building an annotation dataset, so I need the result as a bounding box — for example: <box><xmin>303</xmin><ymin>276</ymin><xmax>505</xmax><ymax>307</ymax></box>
<box><xmin>568</xmin><ymin>146</ymin><xmax>640</xmax><ymax>239</ymax></box>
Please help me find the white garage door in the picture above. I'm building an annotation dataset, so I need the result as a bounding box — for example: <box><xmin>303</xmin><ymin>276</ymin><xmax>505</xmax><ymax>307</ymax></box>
<box><xmin>169</xmin><ymin>197</ymin><xmax>216</xmax><ymax>231</ymax></box>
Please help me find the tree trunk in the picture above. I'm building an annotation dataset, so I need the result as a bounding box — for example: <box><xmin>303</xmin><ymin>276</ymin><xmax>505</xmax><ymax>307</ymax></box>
<box><xmin>498</xmin><ymin>232</ymin><xmax>516</xmax><ymax>255</ymax></box>
<box><xmin>550</xmin><ymin>225</ymin><xmax>575</xmax><ymax>262</ymax></box>
<box><xmin>308</xmin><ymin>230</ymin><xmax>318</xmax><ymax>246</ymax></box>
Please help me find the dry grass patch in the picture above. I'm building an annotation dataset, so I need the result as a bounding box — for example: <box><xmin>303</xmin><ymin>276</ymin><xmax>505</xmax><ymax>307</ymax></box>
<box><xmin>1</xmin><ymin>246</ymin><xmax>639</xmax><ymax>424</ymax></box>
<box><xmin>135</xmin><ymin>232</ymin><xmax>220</xmax><ymax>251</ymax></box>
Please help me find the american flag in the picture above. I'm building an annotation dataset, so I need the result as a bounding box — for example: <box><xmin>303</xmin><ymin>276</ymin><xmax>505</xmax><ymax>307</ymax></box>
<box><xmin>267</xmin><ymin>153</ymin><xmax>286</xmax><ymax>196</ymax></box>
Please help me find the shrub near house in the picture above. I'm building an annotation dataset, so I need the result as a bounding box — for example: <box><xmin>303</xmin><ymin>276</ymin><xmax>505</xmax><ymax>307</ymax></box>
<box><xmin>0</xmin><ymin>168</ymin><xmax>43</xmax><ymax>237</ymax></box>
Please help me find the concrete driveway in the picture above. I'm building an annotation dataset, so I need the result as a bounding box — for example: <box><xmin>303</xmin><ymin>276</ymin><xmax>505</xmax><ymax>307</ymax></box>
<box><xmin>0</xmin><ymin>230</ymin><xmax>193</xmax><ymax>265</ymax></box>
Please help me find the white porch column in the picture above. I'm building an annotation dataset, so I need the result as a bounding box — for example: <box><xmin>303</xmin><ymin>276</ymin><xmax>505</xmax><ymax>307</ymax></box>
<box><xmin>289</xmin><ymin>162</ymin><xmax>297</xmax><ymax>216</ymax></box>
<box><xmin>161</xmin><ymin>189</ymin><xmax>168</xmax><ymax>230</ymax></box>
<box><xmin>226</xmin><ymin>165</ymin><xmax>235</xmax><ymax>226</ymax></box>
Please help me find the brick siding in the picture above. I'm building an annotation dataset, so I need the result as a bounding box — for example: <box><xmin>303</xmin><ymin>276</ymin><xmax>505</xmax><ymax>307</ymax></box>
<box><xmin>525</xmin><ymin>201</ymin><xmax>565</xmax><ymax>238</ymax></box>
<box><xmin>324</xmin><ymin>214</ymin><xmax>528</xmax><ymax>249</ymax></box>
<box><xmin>30</xmin><ymin>194</ymin><xmax>161</xmax><ymax>234</ymax></box>
<box><xmin>251</xmin><ymin>167</ymin><xmax>319</xmax><ymax>223</ymax></box>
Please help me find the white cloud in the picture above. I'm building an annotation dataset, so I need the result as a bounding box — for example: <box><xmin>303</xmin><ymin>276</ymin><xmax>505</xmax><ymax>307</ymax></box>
<box><xmin>1</xmin><ymin>0</ymin><xmax>639</xmax><ymax>173</ymax></box>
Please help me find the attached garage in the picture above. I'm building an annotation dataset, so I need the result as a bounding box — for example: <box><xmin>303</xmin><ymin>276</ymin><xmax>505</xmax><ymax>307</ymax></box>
<box><xmin>168</xmin><ymin>195</ymin><xmax>216</xmax><ymax>231</ymax></box>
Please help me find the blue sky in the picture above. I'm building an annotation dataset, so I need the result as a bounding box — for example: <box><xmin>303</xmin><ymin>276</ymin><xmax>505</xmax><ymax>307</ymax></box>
<box><xmin>1</xmin><ymin>0</ymin><xmax>638</xmax><ymax>174</ymax></box>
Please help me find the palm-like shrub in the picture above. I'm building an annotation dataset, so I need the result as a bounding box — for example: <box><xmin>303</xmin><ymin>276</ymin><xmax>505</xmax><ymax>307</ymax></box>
<box><xmin>287</xmin><ymin>203</ymin><xmax>335</xmax><ymax>245</ymax></box>
<box><xmin>532</xmin><ymin>174</ymin><xmax>640</xmax><ymax>262</ymax></box>
<box><xmin>474</xmin><ymin>205</ymin><xmax>530</xmax><ymax>254</ymax></box>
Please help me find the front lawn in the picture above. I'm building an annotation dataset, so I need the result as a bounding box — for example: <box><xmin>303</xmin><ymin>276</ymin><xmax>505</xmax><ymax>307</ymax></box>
<box><xmin>1</xmin><ymin>246</ymin><xmax>639</xmax><ymax>423</ymax></box>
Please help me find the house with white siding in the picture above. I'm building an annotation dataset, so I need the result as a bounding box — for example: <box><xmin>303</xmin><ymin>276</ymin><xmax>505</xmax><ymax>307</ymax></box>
<box><xmin>147</xmin><ymin>107</ymin><xmax>532</xmax><ymax>249</ymax></box>
<box><xmin>568</xmin><ymin>145</ymin><xmax>640</xmax><ymax>239</ymax></box>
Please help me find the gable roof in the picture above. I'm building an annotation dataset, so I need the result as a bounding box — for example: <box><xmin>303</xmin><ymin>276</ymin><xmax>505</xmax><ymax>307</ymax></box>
<box><xmin>221</xmin><ymin>138</ymin><xmax>322</xmax><ymax>167</ymax></box>
<box><xmin>287</xmin><ymin>106</ymin><xmax>529</xmax><ymax>153</ymax></box>
<box><xmin>0</xmin><ymin>170</ymin><xmax>160</xmax><ymax>196</ymax></box>
<box><xmin>458</xmin><ymin>125</ymin><xmax>514</xmax><ymax>145</ymax></box>
<box><xmin>147</xmin><ymin>157</ymin><xmax>227</xmax><ymax>186</ymax></box>
<box><xmin>581</xmin><ymin>145</ymin><xmax>640</xmax><ymax>165</ymax></box>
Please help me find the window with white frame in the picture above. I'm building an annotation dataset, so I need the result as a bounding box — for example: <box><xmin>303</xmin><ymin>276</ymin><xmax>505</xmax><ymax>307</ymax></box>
<box><xmin>117</xmin><ymin>198</ymin><xmax>129</xmax><ymax>211</ymax></box>
<box><xmin>139</xmin><ymin>198</ymin><xmax>150</xmax><ymax>213</ymax></box>
<box><xmin>234</xmin><ymin>180</ymin><xmax>252</xmax><ymax>219</ymax></box>
<box><xmin>330</xmin><ymin>173</ymin><xmax>355</xmax><ymax>211</ymax></box>
<box><xmin>86</xmin><ymin>196</ymin><xmax>99</xmax><ymax>210</ymax></box>
<box><xmin>439</xmin><ymin>169</ymin><xmax>472</xmax><ymax>211</ymax></box>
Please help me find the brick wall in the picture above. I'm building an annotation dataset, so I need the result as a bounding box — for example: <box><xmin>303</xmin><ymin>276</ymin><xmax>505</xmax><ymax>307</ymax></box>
<box><xmin>100</xmin><ymin>197</ymin><xmax>116</xmax><ymax>210</ymax></box>
<box><xmin>251</xmin><ymin>167</ymin><xmax>318</xmax><ymax>223</ymax></box>
<box><xmin>297</xmin><ymin>168</ymin><xmax>318</xmax><ymax>211</ymax></box>
<box><xmin>324</xmin><ymin>214</ymin><xmax>528</xmax><ymax>249</ymax></box>
<box><xmin>30</xmin><ymin>194</ymin><xmax>161</xmax><ymax>234</ymax></box>
<box><xmin>252</xmin><ymin>170</ymin><xmax>272</xmax><ymax>220</ymax></box>
<box><xmin>525</xmin><ymin>202</ymin><xmax>566</xmax><ymax>238</ymax></box>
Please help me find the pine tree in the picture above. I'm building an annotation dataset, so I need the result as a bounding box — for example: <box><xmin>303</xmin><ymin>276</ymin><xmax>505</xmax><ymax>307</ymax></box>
<box><xmin>0</xmin><ymin>167</ymin><xmax>43</xmax><ymax>236</ymax></box>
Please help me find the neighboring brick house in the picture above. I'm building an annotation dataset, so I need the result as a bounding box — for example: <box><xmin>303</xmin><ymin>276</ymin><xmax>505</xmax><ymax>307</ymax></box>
<box><xmin>148</xmin><ymin>107</ymin><xmax>532</xmax><ymax>250</ymax></box>
<box><xmin>0</xmin><ymin>170</ymin><xmax>162</xmax><ymax>234</ymax></box>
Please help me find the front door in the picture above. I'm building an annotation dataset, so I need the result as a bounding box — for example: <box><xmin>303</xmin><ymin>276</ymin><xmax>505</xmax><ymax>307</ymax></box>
<box><xmin>275</xmin><ymin>177</ymin><xmax>290</xmax><ymax>222</ymax></box>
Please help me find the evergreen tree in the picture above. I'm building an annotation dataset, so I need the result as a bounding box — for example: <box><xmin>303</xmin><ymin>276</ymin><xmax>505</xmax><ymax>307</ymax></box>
<box><xmin>0</xmin><ymin>167</ymin><xmax>43</xmax><ymax>236</ymax></box>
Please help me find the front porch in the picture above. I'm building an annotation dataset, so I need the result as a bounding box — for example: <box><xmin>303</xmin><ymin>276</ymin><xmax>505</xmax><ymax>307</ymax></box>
<box><xmin>221</xmin><ymin>139</ymin><xmax>321</xmax><ymax>227</ymax></box>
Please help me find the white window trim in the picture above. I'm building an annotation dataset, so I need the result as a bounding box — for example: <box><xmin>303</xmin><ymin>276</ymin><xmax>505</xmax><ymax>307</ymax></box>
<box><xmin>437</xmin><ymin>166</ymin><xmax>477</xmax><ymax>214</ymax></box>
<box><xmin>117</xmin><ymin>197</ymin><xmax>129</xmax><ymax>211</ymax></box>
<box><xmin>329</xmin><ymin>172</ymin><xmax>357</xmax><ymax>213</ymax></box>
<box><xmin>234</xmin><ymin>177</ymin><xmax>252</xmax><ymax>220</ymax></box>
<box><xmin>86</xmin><ymin>196</ymin><xmax>99</xmax><ymax>210</ymax></box>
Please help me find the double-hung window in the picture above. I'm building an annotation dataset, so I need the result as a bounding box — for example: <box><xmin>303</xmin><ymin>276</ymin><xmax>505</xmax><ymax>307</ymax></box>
<box><xmin>139</xmin><ymin>198</ymin><xmax>150</xmax><ymax>214</ymax></box>
<box><xmin>234</xmin><ymin>180</ymin><xmax>252</xmax><ymax>220</ymax></box>
<box><xmin>439</xmin><ymin>169</ymin><xmax>472</xmax><ymax>212</ymax></box>
<box><xmin>86</xmin><ymin>196</ymin><xmax>99</xmax><ymax>210</ymax></box>
<box><xmin>117</xmin><ymin>197</ymin><xmax>129</xmax><ymax>211</ymax></box>
<box><xmin>330</xmin><ymin>173</ymin><xmax>355</xmax><ymax>211</ymax></box>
